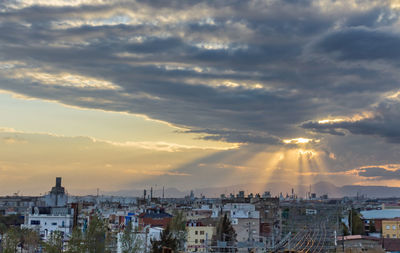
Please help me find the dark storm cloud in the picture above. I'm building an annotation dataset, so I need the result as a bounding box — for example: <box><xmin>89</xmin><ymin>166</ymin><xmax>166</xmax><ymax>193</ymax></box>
<box><xmin>1</xmin><ymin>0</ymin><xmax>400</xmax><ymax>144</ymax></box>
<box><xmin>358</xmin><ymin>166</ymin><xmax>400</xmax><ymax>180</ymax></box>
<box><xmin>315</xmin><ymin>27</ymin><xmax>400</xmax><ymax>61</ymax></box>
<box><xmin>302</xmin><ymin>101</ymin><xmax>400</xmax><ymax>143</ymax></box>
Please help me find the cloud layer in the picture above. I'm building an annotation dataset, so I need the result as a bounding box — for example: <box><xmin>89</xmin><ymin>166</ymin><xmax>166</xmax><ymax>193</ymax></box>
<box><xmin>1</xmin><ymin>0</ymin><xmax>400</xmax><ymax>192</ymax></box>
<box><xmin>0</xmin><ymin>0</ymin><xmax>399</xmax><ymax>144</ymax></box>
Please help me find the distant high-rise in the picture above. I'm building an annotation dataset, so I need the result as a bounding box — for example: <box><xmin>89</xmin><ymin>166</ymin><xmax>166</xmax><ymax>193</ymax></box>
<box><xmin>44</xmin><ymin>177</ymin><xmax>67</xmax><ymax>207</ymax></box>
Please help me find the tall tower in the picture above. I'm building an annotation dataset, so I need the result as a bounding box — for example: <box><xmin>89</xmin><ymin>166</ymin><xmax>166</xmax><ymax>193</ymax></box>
<box><xmin>45</xmin><ymin>177</ymin><xmax>67</xmax><ymax>207</ymax></box>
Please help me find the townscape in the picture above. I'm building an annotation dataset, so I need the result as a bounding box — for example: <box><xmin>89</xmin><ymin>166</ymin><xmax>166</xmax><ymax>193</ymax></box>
<box><xmin>0</xmin><ymin>178</ymin><xmax>399</xmax><ymax>252</ymax></box>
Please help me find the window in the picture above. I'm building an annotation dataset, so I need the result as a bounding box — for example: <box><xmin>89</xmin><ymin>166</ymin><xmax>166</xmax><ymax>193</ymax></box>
<box><xmin>200</xmin><ymin>231</ymin><xmax>204</xmax><ymax>235</ymax></box>
<box><xmin>393</xmin><ymin>234</ymin><xmax>397</xmax><ymax>238</ymax></box>
<box><xmin>195</xmin><ymin>231</ymin><xmax>198</xmax><ymax>235</ymax></box>
<box><xmin>52</xmin><ymin>222</ymin><xmax>57</xmax><ymax>226</ymax></box>
<box><xmin>387</xmin><ymin>225</ymin><xmax>391</xmax><ymax>230</ymax></box>
<box><xmin>195</xmin><ymin>239</ymin><xmax>198</xmax><ymax>243</ymax></box>
<box><xmin>200</xmin><ymin>239</ymin><xmax>204</xmax><ymax>243</ymax></box>
<box><xmin>393</xmin><ymin>225</ymin><xmax>397</xmax><ymax>230</ymax></box>
<box><xmin>30</xmin><ymin>220</ymin><xmax>40</xmax><ymax>225</ymax></box>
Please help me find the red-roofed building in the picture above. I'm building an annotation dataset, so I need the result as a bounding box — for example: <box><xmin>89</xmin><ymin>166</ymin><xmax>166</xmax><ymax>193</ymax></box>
<box><xmin>138</xmin><ymin>207</ymin><xmax>172</xmax><ymax>229</ymax></box>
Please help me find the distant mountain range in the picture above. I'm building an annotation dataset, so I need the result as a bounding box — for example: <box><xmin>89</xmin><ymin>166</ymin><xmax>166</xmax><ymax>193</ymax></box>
<box><xmin>104</xmin><ymin>181</ymin><xmax>400</xmax><ymax>199</ymax></box>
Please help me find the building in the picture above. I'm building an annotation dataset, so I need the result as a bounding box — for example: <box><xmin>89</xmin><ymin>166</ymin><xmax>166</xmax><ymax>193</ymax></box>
<box><xmin>117</xmin><ymin>226</ymin><xmax>162</xmax><ymax>253</ymax></box>
<box><xmin>336</xmin><ymin>235</ymin><xmax>384</xmax><ymax>252</ymax></box>
<box><xmin>44</xmin><ymin>177</ymin><xmax>67</xmax><ymax>207</ymax></box>
<box><xmin>22</xmin><ymin>177</ymin><xmax>74</xmax><ymax>240</ymax></box>
<box><xmin>138</xmin><ymin>207</ymin><xmax>172</xmax><ymax>229</ymax></box>
<box><xmin>361</xmin><ymin>209</ymin><xmax>400</xmax><ymax>233</ymax></box>
<box><xmin>0</xmin><ymin>196</ymin><xmax>43</xmax><ymax>215</ymax></box>
<box><xmin>223</xmin><ymin>203</ymin><xmax>260</xmax><ymax>244</ymax></box>
<box><xmin>186</xmin><ymin>206</ymin><xmax>214</xmax><ymax>220</ymax></box>
<box><xmin>186</xmin><ymin>220</ymin><xmax>214</xmax><ymax>252</ymax></box>
<box><xmin>22</xmin><ymin>206</ymin><xmax>74</xmax><ymax>240</ymax></box>
<box><xmin>382</xmin><ymin>219</ymin><xmax>400</xmax><ymax>238</ymax></box>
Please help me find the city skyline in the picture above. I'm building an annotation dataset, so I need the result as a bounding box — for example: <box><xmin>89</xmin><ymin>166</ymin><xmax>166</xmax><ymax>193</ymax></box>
<box><xmin>1</xmin><ymin>0</ymin><xmax>400</xmax><ymax>195</ymax></box>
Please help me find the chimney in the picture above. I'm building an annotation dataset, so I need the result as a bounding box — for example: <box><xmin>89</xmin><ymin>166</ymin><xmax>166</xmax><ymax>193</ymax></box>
<box><xmin>56</xmin><ymin>177</ymin><xmax>62</xmax><ymax>187</ymax></box>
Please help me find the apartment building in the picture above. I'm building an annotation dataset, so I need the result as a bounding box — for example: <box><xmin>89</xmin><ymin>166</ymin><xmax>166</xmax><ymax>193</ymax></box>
<box><xmin>186</xmin><ymin>220</ymin><xmax>215</xmax><ymax>252</ymax></box>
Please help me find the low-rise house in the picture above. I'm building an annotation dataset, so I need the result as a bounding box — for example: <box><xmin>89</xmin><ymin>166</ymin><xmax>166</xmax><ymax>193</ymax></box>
<box><xmin>336</xmin><ymin>235</ymin><xmax>384</xmax><ymax>252</ymax></box>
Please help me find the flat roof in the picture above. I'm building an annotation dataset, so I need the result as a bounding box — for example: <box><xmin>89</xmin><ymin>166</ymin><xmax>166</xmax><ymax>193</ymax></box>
<box><xmin>361</xmin><ymin>209</ymin><xmax>400</xmax><ymax>219</ymax></box>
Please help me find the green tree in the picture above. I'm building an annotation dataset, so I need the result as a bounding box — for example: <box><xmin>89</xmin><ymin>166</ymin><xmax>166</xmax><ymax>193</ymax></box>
<box><xmin>120</xmin><ymin>221</ymin><xmax>142</xmax><ymax>253</ymax></box>
<box><xmin>85</xmin><ymin>215</ymin><xmax>106</xmax><ymax>253</ymax></box>
<box><xmin>2</xmin><ymin>226</ymin><xmax>20</xmax><ymax>253</ymax></box>
<box><xmin>169</xmin><ymin>211</ymin><xmax>187</xmax><ymax>251</ymax></box>
<box><xmin>44</xmin><ymin>231</ymin><xmax>64</xmax><ymax>253</ymax></box>
<box><xmin>21</xmin><ymin>228</ymin><xmax>40</xmax><ymax>253</ymax></box>
<box><xmin>0</xmin><ymin>222</ymin><xmax>7</xmax><ymax>245</ymax></box>
<box><xmin>349</xmin><ymin>209</ymin><xmax>365</xmax><ymax>235</ymax></box>
<box><xmin>66</xmin><ymin>228</ymin><xmax>86</xmax><ymax>253</ymax></box>
<box><xmin>213</xmin><ymin>214</ymin><xmax>237</xmax><ymax>252</ymax></box>
<box><xmin>151</xmin><ymin>225</ymin><xmax>178</xmax><ymax>253</ymax></box>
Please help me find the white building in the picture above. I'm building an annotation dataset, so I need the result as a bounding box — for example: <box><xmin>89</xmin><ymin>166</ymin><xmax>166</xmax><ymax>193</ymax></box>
<box><xmin>22</xmin><ymin>178</ymin><xmax>73</xmax><ymax>240</ymax></box>
<box><xmin>223</xmin><ymin>203</ymin><xmax>260</xmax><ymax>219</ymax></box>
<box><xmin>22</xmin><ymin>206</ymin><xmax>74</xmax><ymax>240</ymax></box>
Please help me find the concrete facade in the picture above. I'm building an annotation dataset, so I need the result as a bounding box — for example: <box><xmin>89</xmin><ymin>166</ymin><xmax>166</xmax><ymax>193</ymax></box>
<box><xmin>186</xmin><ymin>221</ymin><xmax>215</xmax><ymax>252</ymax></box>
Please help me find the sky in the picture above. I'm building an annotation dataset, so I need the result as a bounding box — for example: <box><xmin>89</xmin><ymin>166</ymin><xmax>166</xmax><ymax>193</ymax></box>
<box><xmin>1</xmin><ymin>0</ymin><xmax>400</xmax><ymax>195</ymax></box>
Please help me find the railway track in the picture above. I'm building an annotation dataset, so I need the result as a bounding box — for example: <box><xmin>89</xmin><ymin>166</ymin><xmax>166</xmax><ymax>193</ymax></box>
<box><xmin>280</xmin><ymin>220</ymin><xmax>327</xmax><ymax>253</ymax></box>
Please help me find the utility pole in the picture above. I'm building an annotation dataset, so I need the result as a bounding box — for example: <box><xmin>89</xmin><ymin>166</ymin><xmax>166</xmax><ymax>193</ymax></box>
<box><xmin>205</xmin><ymin>232</ymin><xmax>209</xmax><ymax>253</ymax></box>
<box><xmin>350</xmin><ymin>208</ymin><xmax>352</xmax><ymax>235</ymax></box>
<box><xmin>144</xmin><ymin>226</ymin><xmax>148</xmax><ymax>253</ymax></box>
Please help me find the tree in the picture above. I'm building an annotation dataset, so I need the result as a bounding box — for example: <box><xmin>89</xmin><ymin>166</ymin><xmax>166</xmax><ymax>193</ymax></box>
<box><xmin>213</xmin><ymin>214</ymin><xmax>237</xmax><ymax>252</ymax></box>
<box><xmin>342</xmin><ymin>222</ymin><xmax>349</xmax><ymax>236</ymax></box>
<box><xmin>349</xmin><ymin>209</ymin><xmax>365</xmax><ymax>235</ymax></box>
<box><xmin>2</xmin><ymin>226</ymin><xmax>20</xmax><ymax>253</ymax></box>
<box><xmin>120</xmin><ymin>221</ymin><xmax>142</xmax><ymax>253</ymax></box>
<box><xmin>151</xmin><ymin>225</ymin><xmax>178</xmax><ymax>253</ymax></box>
<box><xmin>21</xmin><ymin>228</ymin><xmax>40</xmax><ymax>253</ymax></box>
<box><xmin>66</xmin><ymin>228</ymin><xmax>86</xmax><ymax>253</ymax></box>
<box><xmin>0</xmin><ymin>222</ymin><xmax>7</xmax><ymax>237</ymax></box>
<box><xmin>44</xmin><ymin>231</ymin><xmax>64</xmax><ymax>253</ymax></box>
<box><xmin>85</xmin><ymin>215</ymin><xmax>107</xmax><ymax>253</ymax></box>
<box><xmin>169</xmin><ymin>211</ymin><xmax>187</xmax><ymax>251</ymax></box>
